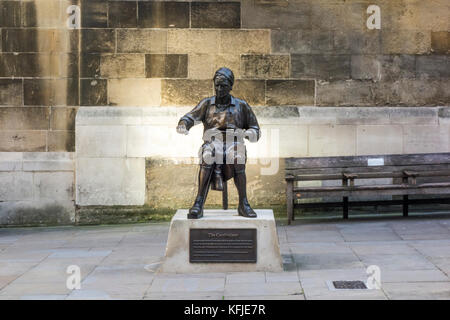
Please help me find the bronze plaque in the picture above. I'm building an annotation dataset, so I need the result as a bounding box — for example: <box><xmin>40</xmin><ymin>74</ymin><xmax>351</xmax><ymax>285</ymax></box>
<box><xmin>189</xmin><ymin>229</ymin><xmax>257</xmax><ymax>263</ymax></box>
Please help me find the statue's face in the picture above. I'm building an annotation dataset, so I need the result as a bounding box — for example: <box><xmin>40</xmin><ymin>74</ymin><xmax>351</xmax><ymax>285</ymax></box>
<box><xmin>214</xmin><ymin>76</ymin><xmax>232</xmax><ymax>99</ymax></box>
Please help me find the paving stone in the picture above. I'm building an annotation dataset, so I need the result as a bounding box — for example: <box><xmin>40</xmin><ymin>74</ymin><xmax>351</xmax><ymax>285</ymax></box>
<box><xmin>225</xmin><ymin>294</ymin><xmax>305</xmax><ymax>300</ymax></box>
<box><xmin>383</xmin><ymin>282</ymin><xmax>450</xmax><ymax>300</ymax></box>
<box><xmin>148</xmin><ymin>276</ymin><xmax>225</xmax><ymax>293</ymax></box>
<box><xmin>380</xmin><ymin>269</ymin><xmax>449</xmax><ymax>283</ymax></box>
<box><xmin>1</xmin><ymin>218</ymin><xmax>450</xmax><ymax>300</ymax></box>
<box><xmin>0</xmin><ymin>283</ymin><xmax>72</xmax><ymax>297</ymax></box>
<box><xmin>144</xmin><ymin>292</ymin><xmax>223</xmax><ymax>300</ymax></box>
<box><xmin>265</xmin><ymin>271</ymin><xmax>299</xmax><ymax>283</ymax></box>
<box><xmin>358</xmin><ymin>253</ymin><xmax>438</xmax><ymax>271</ymax></box>
<box><xmin>398</xmin><ymin>233</ymin><xmax>450</xmax><ymax>241</ymax></box>
<box><xmin>305</xmin><ymin>287</ymin><xmax>387</xmax><ymax>300</ymax></box>
<box><xmin>294</xmin><ymin>253</ymin><xmax>364</xmax><ymax>271</ymax></box>
<box><xmin>49</xmin><ymin>249</ymin><xmax>111</xmax><ymax>259</ymax></box>
<box><xmin>0</xmin><ymin>275</ymin><xmax>20</xmax><ymax>290</ymax></box>
<box><xmin>409</xmin><ymin>244</ymin><xmax>450</xmax><ymax>259</ymax></box>
<box><xmin>289</xmin><ymin>243</ymin><xmax>353</xmax><ymax>255</ymax></box>
<box><xmin>349</xmin><ymin>243</ymin><xmax>418</xmax><ymax>256</ymax></box>
<box><xmin>66</xmin><ymin>289</ymin><xmax>110</xmax><ymax>300</ymax></box>
<box><xmin>83</xmin><ymin>264</ymin><xmax>153</xmax><ymax>285</ymax></box>
<box><xmin>340</xmin><ymin>227</ymin><xmax>402</xmax><ymax>242</ymax></box>
<box><xmin>224</xmin><ymin>281</ymin><xmax>302</xmax><ymax>297</ymax></box>
<box><xmin>19</xmin><ymin>294</ymin><xmax>67</xmax><ymax>300</ymax></box>
<box><xmin>226</xmin><ymin>272</ymin><xmax>265</xmax><ymax>284</ymax></box>
<box><xmin>287</xmin><ymin>230</ymin><xmax>346</xmax><ymax>243</ymax></box>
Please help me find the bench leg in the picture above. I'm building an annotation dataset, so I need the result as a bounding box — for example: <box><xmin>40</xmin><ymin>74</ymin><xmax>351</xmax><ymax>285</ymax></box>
<box><xmin>286</xmin><ymin>180</ymin><xmax>294</xmax><ymax>225</ymax></box>
<box><xmin>403</xmin><ymin>195</ymin><xmax>408</xmax><ymax>217</ymax></box>
<box><xmin>343</xmin><ymin>197</ymin><xmax>349</xmax><ymax>219</ymax></box>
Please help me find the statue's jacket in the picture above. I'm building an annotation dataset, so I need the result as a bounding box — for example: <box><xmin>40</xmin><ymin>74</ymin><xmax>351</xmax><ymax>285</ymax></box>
<box><xmin>178</xmin><ymin>95</ymin><xmax>261</xmax><ymax>184</ymax></box>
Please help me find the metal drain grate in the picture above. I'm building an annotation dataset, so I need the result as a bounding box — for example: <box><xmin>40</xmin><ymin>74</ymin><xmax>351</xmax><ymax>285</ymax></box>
<box><xmin>332</xmin><ymin>280</ymin><xmax>367</xmax><ymax>289</ymax></box>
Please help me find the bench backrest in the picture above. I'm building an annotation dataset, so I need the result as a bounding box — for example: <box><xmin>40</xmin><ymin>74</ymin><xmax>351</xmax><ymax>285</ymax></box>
<box><xmin>285</xmin><ymin>153</ymin><xmax>450</xmax><ymax>180</ymax></box>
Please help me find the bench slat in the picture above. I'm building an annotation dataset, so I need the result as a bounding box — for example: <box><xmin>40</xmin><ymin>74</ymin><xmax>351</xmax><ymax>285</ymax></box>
<box><xmin>285</xmin><ymin>153</ymin><xmax>450</xmax><ymax>170</ymax></box>
<box><xmin>285</xmin><ymin>164</ymin><xmax>450</xmax><ymax>177</ymax></box>
<box><xmin>286</xmin><ymin>169</ymin><xmax>450</xmax><ymax>181</ymax></box>
<box><xmin>293</xmin><ymin>182</ymin><xmax>450</xmax><ymax>198</ymax></box>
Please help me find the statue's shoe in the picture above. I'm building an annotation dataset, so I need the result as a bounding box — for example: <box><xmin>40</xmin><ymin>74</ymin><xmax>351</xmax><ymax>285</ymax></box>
<box><xmin>238</xmin><ymin>202</ymin><xmax>257</xmax><ymax>218</ymax></box>
<box><xmin>188</xmin><ymin>198</ymin><xmax>204</xmax><ymax>219</ymax></box>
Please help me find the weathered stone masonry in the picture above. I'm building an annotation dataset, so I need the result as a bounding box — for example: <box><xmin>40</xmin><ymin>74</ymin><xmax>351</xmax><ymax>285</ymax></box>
<box><xmin>0</xmin><ymin>0</ymin><xmax>449</xmax><ymax>225</ymax></box>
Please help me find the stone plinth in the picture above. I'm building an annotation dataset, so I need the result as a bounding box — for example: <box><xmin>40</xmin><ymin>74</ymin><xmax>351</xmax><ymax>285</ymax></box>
<box><xmin>160</xmin><ymin>209</ymin><xmax>283</xmax><ymax>273</ymax></box>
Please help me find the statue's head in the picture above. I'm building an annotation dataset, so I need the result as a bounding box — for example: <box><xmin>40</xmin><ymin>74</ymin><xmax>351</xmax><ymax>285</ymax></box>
<box><xmin>213</xmin><ymin>67</ymin><xmax>234</xmax><ymax>99</ymax></box>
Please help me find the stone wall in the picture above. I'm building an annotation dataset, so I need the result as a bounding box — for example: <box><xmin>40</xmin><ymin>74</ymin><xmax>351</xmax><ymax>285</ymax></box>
<box><xmin>0</xmin><ymin>0</ymin><xmax>449</xmax><ymax>224</ymax></box>
<box><xmin>0</xmin><ymin>0</ymin><xmax>449</xmax><ymax>154</ymax></box>
<box><xmin>0</xmin><ymin>152</ymin><xmax>75</xmax><ymax>226</ymax></box>
<box><xmin>75</xmin><ymin>106</ymin><xmax>450</xmax><ymax>209</ymax></box>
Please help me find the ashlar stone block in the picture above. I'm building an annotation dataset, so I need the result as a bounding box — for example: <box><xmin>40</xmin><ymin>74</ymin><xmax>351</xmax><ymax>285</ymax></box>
<box><xmin>117</xmin><ymin>30</ymin><xmax>167</xmax><ymax>54</ymax></box>
<box><xmin>108</xmin><ymin>79</ymin><xmax>161</xmax><ymax>107</ymax></box>
<box><xmin>266</xmin><ymin>80</ymin><xmax>315</xmax><ymax>106</ymax></box>
<box><xmin>161</xmin><ymin>209</ymin><xmax>283</xmax><ymax>273</ymax></box>
<box><xmin>357</xmin><ymin>125</ymin><xmax>403</xmax><ymax>155</ymax></box>
<box><xmin>241</xmin><ymin>55</ymin><xmax>290</xmax><ymax>79</ymax></box>
<box><xmin>76</xmin><ymin>157</ymin><xmax>145</xmax><ymax>206</ymax></box>
<box><xmin>100</xmin><ymin>54</ymin><xmax>145</xmax><ymax>78</ymax></box>
<box><xmin>191</xmin><ymin>2</ymin><xmax>240</xmax><ymax>29</ymax></box>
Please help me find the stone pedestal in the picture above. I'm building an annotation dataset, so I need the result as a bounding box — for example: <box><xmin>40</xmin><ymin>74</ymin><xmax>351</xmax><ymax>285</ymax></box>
<box><xmin>160</xmin><ymin>209</ymin><xmax>283</xmax><ymax>273</ymax></box>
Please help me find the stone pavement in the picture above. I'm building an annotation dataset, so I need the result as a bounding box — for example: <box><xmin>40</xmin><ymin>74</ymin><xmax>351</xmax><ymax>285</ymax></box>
<box><xmin>0</xmin><ymin>215</ymin><xmax>449</xmax><ymax>300</ymax></box>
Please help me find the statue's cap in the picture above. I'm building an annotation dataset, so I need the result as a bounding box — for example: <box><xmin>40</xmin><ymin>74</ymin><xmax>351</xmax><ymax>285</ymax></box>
<box><xmin>213</xmin><ymin>67</ymin><xmax>234</xmax><ymax>86</ymax></box>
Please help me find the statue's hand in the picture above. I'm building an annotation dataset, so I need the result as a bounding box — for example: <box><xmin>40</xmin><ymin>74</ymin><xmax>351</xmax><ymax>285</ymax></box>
<box><xmin>176</xmin><ymin>123</ymin><xmax>189</xmax><ymax>135</ymax></box>
<box><xmin>244</xmin><ymin>129</ymin><xmax>258</xmax><ymax>142</ymax></box>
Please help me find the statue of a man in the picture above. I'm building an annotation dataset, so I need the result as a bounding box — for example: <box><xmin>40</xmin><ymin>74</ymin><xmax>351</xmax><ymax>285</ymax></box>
<box><xmin>176</xmin><ymin>67</ymin><xmax>260</xmax><ymax>219</ymax></box>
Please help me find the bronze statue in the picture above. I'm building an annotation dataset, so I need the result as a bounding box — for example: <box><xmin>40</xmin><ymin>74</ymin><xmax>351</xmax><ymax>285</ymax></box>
<box><xmin>176</xmin><ymin>68</ymin><xmax>260</xmax><ymax>219</ymax></box>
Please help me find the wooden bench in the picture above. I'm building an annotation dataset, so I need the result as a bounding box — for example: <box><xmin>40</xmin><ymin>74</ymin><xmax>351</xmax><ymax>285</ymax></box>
<box><xmin>285</xmin><ymin>153</ymin><xmax>450</xmax><ymax>224</ymax></box>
